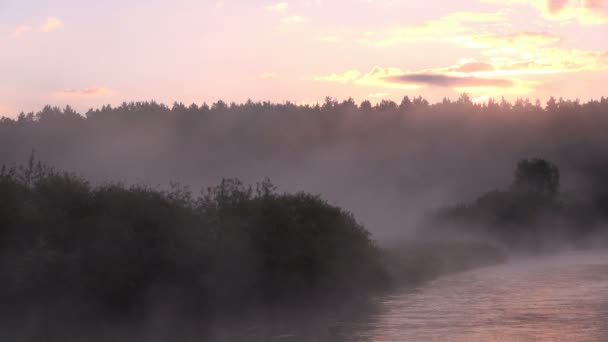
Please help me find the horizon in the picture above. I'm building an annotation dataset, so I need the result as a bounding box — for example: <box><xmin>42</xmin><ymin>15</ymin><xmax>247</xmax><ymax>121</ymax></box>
<box><xmin>3</xmin><ymin>93</ymin><xmax>607</xmax><ymax>118</ymax></box>
<box><xmin>1</xmin><ymin>0</ymin><xmax>607</xmax><ymax>117</ymax></box>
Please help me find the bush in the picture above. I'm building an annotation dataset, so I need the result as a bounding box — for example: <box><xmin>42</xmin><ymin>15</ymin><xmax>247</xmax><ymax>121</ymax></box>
<box><xmin>0</xmin><ymin>162</ymin><xmax>387</xmax><ymax>317</ymax></box>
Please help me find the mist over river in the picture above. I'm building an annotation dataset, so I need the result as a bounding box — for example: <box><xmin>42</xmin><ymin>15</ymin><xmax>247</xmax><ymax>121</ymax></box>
<box><xmin>333</xmin><ymin>251</ymin><xmax>608</xmax><ymax>342</ymax></box>
<box><xmin>212</xmin><ymin>251</ymin><xmax>608</xmax><ymax>342</ymax></box>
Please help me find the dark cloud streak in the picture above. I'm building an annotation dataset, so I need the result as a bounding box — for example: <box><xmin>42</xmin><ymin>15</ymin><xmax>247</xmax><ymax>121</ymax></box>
<box><xmin>385</xmin><ymin>73</ymin><xmax>513</xmax><ymax>88</ymax></box>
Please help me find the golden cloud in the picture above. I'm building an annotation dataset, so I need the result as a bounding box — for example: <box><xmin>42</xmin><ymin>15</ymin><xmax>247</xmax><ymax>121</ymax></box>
<box><xmin>265</xmin><ymin>2</ymin><xmax>289</xmax><ymax>12</ymax></box>
<box><xmin>280</xmin><ymin>16</ymin><xmax>305</xmax><ymax>24</ymax></box>
<box><xmin>259</xmin><ymin>72</ymin><xmax>278</xmax><ymax>79</ymax></box>
<box><xmin>455</xmin><ymin>32</ymin><xmax>561</xmax><ymax>49</ymax></box>
<box><xmin>318</xmin><ymin>35</ymin><xmax>340</xmax><ymax>43</ymax></box>
<box><xmin>451</xmin><ymin>30</ymin><xmax>608</xmax><ymax>76</ymax></box>
<box><xmin>360</xmin><ymin>11</ymin><xmax>507</xmax><ymax>47</ymax></box>
<box><xmin>481</xmin><ymin>0</ymin><xmax>608</xmax><ymax>25</ymax></box>
<box><xmin>42</xmin><ymin>17</ymin><xmax>64</xmax><ymax>32</ymax></box>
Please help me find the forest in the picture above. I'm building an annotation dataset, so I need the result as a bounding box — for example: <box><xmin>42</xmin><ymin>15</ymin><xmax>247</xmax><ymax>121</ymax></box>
<box><xmin>3</xmin><ymin>95</ymin><xmax>608</xmax><ymax>246</ymax></box>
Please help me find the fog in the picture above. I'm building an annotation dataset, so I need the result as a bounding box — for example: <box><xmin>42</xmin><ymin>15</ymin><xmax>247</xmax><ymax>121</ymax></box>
<box><xmin>4</xmin><ymin>96</ymin><xmax>608</xmax><ymax>341</ymax></box>
<box><xmin>2</xmin><ymin>96</ymin><xmax>607</xmax><ymax>241</ymax></box>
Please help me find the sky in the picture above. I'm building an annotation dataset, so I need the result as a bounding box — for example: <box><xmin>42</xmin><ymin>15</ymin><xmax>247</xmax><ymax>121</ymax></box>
<box><xmin>0</xmin><ymin>0</ymin><xmax>607</xmax><ymax>116</ymax></box>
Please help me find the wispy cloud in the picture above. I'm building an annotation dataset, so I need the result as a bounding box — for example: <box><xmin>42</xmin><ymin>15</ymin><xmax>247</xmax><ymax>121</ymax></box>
<box><xmin>7</xmin><ymin>17</ymin><xmax>63</xmax><ymax>39</ymax></box>
<box><xmin>312</xmin><ymin>70</ymin><xmax>362</xmax><ymax>83</ymax></box>
<box><xmin>455</xmin><ymin>31</ymin><xmax>561</xmax><ymax>49</ymax></box>
<box><xmin>56</xmin><ymin>87</ymin><xmax>112</xmax><ymax>97</ymax></box>
<box><xmin>451</xmin><ymin>30</ymin><xmax>608</xmax><ymax>76</ymax></box>
<box><xmin>265</xmin><ymin>2</ymin><xmax>289</xmax><ymax>12</ymax></box>
<box><xmin>41</xmin><ymin>17</ymin><xmax>64</xmax><ymax>32</ymax></box>
<box><xmin>449</xmin><ymin>62</ymin><xmax>495</xmax><ymax>73</ymax></box>
<box><xmin>318</xmin><ymin>35</ymin><xmax>340</xmax><ymax>43</ymax></box>
<box><xmin>313</xmin><ymin>66</ymin><xmax>421</xmax><ymax>89</ymax></box>
<box><xmin>548</xmin><ymin>0</ymin><xmax>569</xmax><ymax>13</ymax></box>
<box><xmin>281</xmin><ymin>16</ymin><xmax>305</xmax><ymax>24</ymax></box>
<box><xmin>481</xmin><ymin>0</ymin><xmax>608</xmax><ymax>25</ymax></box>
<box><xmin>10</xmin><ymin>25</ymin><xmax>33</xmax><ymax>38</ymax></box>
<box><xmin>259</xmin><ymin>72</ymin><xmax>278</xmax><ymax>79</ymax></box>
<box><xmin>360</xmin><ymin>11</ymin><xmax>507</xmax><ymax>47</ymax></box>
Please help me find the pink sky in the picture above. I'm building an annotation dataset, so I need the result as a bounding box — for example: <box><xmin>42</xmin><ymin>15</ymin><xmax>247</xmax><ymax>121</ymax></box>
<box><xmin>0</xmin><ymin>0</ymin><xmax>607</xmax><ymax>116</ymax></box>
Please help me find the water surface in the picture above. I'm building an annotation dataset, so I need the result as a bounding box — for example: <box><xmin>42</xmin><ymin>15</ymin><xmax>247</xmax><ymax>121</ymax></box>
<box><xmin>338</xmin><ymin>251</ymin><xmax>608</xmax><ymax>342</ymax></box>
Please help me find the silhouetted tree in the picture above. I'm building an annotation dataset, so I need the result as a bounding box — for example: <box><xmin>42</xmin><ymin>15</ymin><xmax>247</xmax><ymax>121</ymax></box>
<box><xmin>512</xmin><ymin>158</ymin><xmax>560</xmax><ymax>197</ymax></box>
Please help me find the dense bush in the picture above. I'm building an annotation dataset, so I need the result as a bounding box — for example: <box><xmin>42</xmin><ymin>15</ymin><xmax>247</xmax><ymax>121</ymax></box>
<box><xmin>0</xmin><ymin>158</ymin><xmax>387</xmax><ymax>317</ymax></box>
<box><xmin>437</xmin><ymin>158</ymin><xmax>607</xmax><ymax>250</ymax></box>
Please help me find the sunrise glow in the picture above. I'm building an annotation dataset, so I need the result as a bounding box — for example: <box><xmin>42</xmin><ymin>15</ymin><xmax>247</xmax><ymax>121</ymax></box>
<box><xmin>1</xmin><ymin>0</ymin><xmax>607</xmax><ymax>116</ymax></box>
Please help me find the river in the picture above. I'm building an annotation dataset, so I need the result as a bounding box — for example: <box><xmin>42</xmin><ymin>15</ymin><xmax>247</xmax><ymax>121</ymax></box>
<box><xmin>327</xmin><ymin>250</ymin><xmax>608</xmax><ymax>342</ymax></box>
<box><xmin>205</xmin><ymin>251</ymin><xmax>608</xmax><ymax>341</ymax></box>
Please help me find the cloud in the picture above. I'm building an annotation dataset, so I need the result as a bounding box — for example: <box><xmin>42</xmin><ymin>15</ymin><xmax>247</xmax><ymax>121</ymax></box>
<box><xmin>310</xmin><ymin>36</ymin><xmax>608</xmax><ymax>95</ymax></box>
<box><xmin>318</xmin><ymin>35</ymin><xmax>340</xmax><ymax>43</ymax></box>
<box><xmin>385</xmin><ymin>73</ymin><xmax>514</xmax><ymax>88</ymax></box>
<box><xmin>312</xmin><ymin>66</ymin><xmax>421</xmax><ymax>89</ymax></box>
<box><xmin>312</xmin><ymin>64</ymin><xmax>536</xmax><ymax>95</ymax></box>
<box><xmin>360</xmin><ymin>11</ymin><xmax>507</xmax><ymax>47</ymax></box>
<box><xmin>281</xmin><ymin>16</ymin><xmax>305</xmax><ymax>24</ymax></box>
<box><xmin>259</xmin><ymin>72</ymin><xmax>278</xmax><ymax>79</ymax></box>
<box><xmin>585</xmin><ymin>0</ymin><xmax>605</xmax><ymax>9</ymax></box>
<box><xmin>41</xmin><ymin>17</ymin><xmax>64</xmax><ymax>32</ymax></box>
<box><xmin>450</xmin><ymin>62</ymin><xmax>495</xmax><ymax>73</ymax></box>
<box><xmin>265</xmin><ymin>2</ymin><xmax>289</xmax><ymax>12</ymax></box>
<box><xmin>11</xmin><ymin>25</ymin><xmax>33</xmax><ymax>38</ymax></box>
<box><xmin>56</xmin><ymin>87</ymin><xmax>112</xmax><ymax>97</ymax></box>
<box><xmin>7</xmin><ymin>17</ymin><xmax>63</xmax><ymax>39</ymax></box>
<box><xmin>449</xmin><ymin>29</ymin><xmax>608</xmax><ymax>76</ymax></box>
<box><xmin>452</xmin><ymin>32</ymin><xmax>567</xmax><ymax>76</ymax></box>
<box><xmin>481</xmin><ymin>0</ymin><xmax>608</xmax><ymax>25</ymax></box>
<box><xmin>548</xmin><ymin>0</ymin><xmax>569</xmax><ymax>13</ymax></box>
<box><xmin>455</xmin><ymin>31</ymin><xmax>561</xmax><ymax>49</ymax></box>
<box><xmin>313</xmin><ymin>70</ymin><xmax>362</xmax><ymax>83</ymax></box>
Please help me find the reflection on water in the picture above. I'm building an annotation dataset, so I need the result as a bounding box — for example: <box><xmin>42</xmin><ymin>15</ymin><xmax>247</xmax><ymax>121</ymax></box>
<box><xmin>341</xmin><ymin>251</ymin><xmax>608</xmax><ymax>342</ymax></box>
<box><xmin>224</xmin><ymin>251</ymin><xmax>608</xmax><ymax>342</ymax></box>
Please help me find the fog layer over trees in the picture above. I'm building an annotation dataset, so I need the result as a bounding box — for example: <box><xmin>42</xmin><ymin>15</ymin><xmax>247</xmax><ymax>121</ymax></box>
<box><xmin>2</xmin><ymin>95</ymin><xmax>608</xmax><ymax>240</ymax></box>
<box><xmin>2</xmin><ymin>96</ymin><xmax>608</xmax><ymax>340</ymax></box>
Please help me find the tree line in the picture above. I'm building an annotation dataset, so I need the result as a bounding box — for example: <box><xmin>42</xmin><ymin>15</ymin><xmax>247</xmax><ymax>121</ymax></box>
<box><xmin>2</xmin><ymin>94</ymin><xmax>608</xmax><ymax>240</ymax></box>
